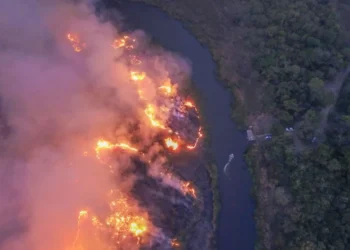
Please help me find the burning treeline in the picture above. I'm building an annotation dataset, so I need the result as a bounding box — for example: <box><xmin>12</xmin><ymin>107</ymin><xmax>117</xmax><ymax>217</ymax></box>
<box><xmin>67</xmin><ymin>31</ymin><xmax>202</xmax><ymax>249</ymax></box>
<box><xmin>0</xmin><ymin>1</ymin><xmax>203</xmax><ymax>250</ymax></box>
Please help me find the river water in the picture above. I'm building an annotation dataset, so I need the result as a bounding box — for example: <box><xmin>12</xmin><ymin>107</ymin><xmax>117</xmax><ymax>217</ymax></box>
<box><xmin>109</xmin><ymin>1</ymin><xmax>256</xmax><ymax>249</ymax></box>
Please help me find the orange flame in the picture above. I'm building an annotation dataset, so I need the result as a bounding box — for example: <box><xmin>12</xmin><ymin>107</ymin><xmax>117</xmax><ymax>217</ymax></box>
<box><xmin>112</xmin><ymin>35</ymin><xmax>128</xmax><ymax>49</ymax></box>
<box><xmin>71</xmin><ymin>193</ymin><xmax>149</xmax><ymax>248</ymax></box>
<box><xmin>186</xmin><ymin>127</ymin><xmax>203</xmax><ymax>150</ymax></box>
<box><xmin>165</xmin><ymin>138</ymin><xmax>179</xmax><ymax>151</ymax></box>
<box><xmin>181</xmin><ymin>182</ymin><xmax>197</xmax><ymax>198</ymax></box>
<box><xmin>66</xmin><ymin>33</ymin><xmax>86</xmax><ymax>52</ymax></box>
<box><xmin>95</xmin><ymin>139</ymin><xmax>138</xmax><ymax>162</ymax></box>
<box><xmin>144</xmin><ymin>104</ymin><xmax>166</xmax><ymax>129</ymax></box>
<box><xmin>130</xmin><ymin>71</ymin><xmax>146</xmax><ymax>81</ymax></box>
<box><xmin>184</xmin><ymin>101</ymin><xmax>194</xmax><ymax>108</ymax></box>
<box><xmin>105</xmin><ymin>192</ymin><xmax>149</xmax><ymax>242</ymax></box>
<box><xmin>112</xmin><ymin>35</ymin><xmax>136</xmax><ymax>50</ymax></box>
<box><xmin>158</xmin><ymin>79</ymin><xmax>177</xmax><ymax>96</ymax></box>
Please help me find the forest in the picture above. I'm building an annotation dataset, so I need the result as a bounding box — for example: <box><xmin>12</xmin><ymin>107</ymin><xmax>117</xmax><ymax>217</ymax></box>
<box><xmin>246</xmin><ymin>0</ymin><xmax>350</xmax><ymax>249</ymax></box>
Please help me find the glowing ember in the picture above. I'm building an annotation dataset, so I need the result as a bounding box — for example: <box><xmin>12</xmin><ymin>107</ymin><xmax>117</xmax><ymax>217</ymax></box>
<box><xmin>66</xmin><ymin>33</ymin><xmax>86</xmax><ymax>52</ymax></box>
<box><xmin>165</xmin><ymin>137</ymin><xmax>179</xmax><ymax>151</ymax></box>
<box><xmin>112</xmin><ymin>38</ymin><xmax>125</xmax><ymax>49</ymax></box>
<box><xmin>184</xmin><ymin>101</ymin><xmax>194</xmax><ymax>108</ymax></box>
<box><xmin>112</xmin><ymin>35</ymin><xmax>136</xmax><ymax>50</ymax></box>
<box><xmin>171</xmin><ymin>239</ymin><xmax>181</xmax><ymax>248</ymax></box>
<box><xmin>112</xmin><ymin>35</ymin><xmax>128</xmax><ymax>49</ymax></box>
<box><xmin>144</xmin><ymin>104</ymin><xmax>166</xmax><ymax>129</ymax></box>
<box><xmin>181</xmin><ymin>182</ymin><xmax>197</xmax><ymax>198</ymax></box>
<box><xmin>130</xmin><ymin>71</ymin><xmax>146</xmax><ymax>81</ymax></box>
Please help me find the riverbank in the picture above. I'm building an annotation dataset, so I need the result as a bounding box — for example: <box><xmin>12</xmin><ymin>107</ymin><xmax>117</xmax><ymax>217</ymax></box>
<box><xmin>181</xmin><ymin>82</ymin><xmax>221</xmax><ymax>233</ymax></box>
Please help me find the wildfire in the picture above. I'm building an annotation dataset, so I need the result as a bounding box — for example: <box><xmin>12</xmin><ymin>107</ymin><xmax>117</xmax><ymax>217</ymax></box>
<box><xmin>65</xmin><ymin>28</ymin><xmax>204</xmax><ymax>249</ymax></box>
<box><xmin>165</xmin><ymin>138</ymin><xmax>179</xmax><ymax>151</ymax></box>
<box><xmin>130</xmin><ymin>71</ymin><xmax>146</xmax><ymax>81</ymax></box>
<box><xmin>144</xmin><ymin>104</ymin><xmax>166</xmax><ymax>129</ymax></box>
<box><xmin>181</xmin><ymin>182</ymin><xmax>197</xmax><ymax>198</ymax></box>
<box><xmin>66</xmin><ymin>33</ymin><xmax>86</xmax><ymax>52</ymax></box>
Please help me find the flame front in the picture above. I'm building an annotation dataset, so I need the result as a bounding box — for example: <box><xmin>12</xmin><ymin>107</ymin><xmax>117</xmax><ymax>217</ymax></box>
<box><xmin>186</xmin><ymin>127</ymin><xmax>203</xmax><ymax>150</ymax></box>
<box><xmin>95</xmin><ymin>139</ymin><xmax>138</xmax><ymax>162</ymax></box>
<box><xmin>144</xmin><ymin>104</ymin><xmax>166</xmax><ymax>129</ymax></box>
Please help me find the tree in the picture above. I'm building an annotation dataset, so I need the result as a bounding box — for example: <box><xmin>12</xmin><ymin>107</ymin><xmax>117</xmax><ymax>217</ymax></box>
<box><xmin>275</xmin><ymin>187</ymin><xmax>291</xmax><ymax>206</ymax></box>
<box><xmin>308</xmin><ymin>77</ymin><xmax>325</xmax><ymax>103</ymax></box>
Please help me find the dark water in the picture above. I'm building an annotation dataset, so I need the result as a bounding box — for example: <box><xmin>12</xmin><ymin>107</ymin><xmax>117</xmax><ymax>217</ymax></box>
<box><xmin>110</xmin><ymin>2</ymin><xmax>256</xmax><ymax>249</ymax></box>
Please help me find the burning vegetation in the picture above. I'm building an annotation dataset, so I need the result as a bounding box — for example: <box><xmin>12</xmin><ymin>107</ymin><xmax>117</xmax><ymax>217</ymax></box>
<box><xmin>63</xmin><ymin>14</ymin><xmax>204</xmax><ymax>250</ymax></box>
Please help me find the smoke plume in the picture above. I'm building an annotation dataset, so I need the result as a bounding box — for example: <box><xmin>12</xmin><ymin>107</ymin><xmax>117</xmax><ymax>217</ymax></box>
<box><xmin>0</xmin><ymin>0</ymin><xmax>200</xmax><ymax>249</ymax></box>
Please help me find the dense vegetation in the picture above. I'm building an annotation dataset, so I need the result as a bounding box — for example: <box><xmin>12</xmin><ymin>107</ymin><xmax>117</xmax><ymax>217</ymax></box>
<box><xmin>249</xmin><ymin>0</ymin><xmax>349</xmax><ymax>123</ymax></box>
<box><xmin>129</xmin><ymin>0</ymin><xmax>350</xmax><ymax>249</ymax></box>
<box><xmin>246</xmin><ymin>0</ymin><xmax>350</xmax><ymax>249</ymax></box>
<box><xmin>247</xmin><ymin>75</ymin><xmax>350</xmax><ymax>249</ymax></box>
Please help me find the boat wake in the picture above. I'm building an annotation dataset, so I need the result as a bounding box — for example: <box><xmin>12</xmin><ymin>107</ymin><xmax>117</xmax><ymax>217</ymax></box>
<box><xmin>223</xmin><ymin>153</ymin><xmax>234</xmax><ymax>177</ymax></box>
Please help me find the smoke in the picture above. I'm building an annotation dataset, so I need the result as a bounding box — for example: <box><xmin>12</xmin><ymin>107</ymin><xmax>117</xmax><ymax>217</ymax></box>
<box><xmin>0</xmin><ymin>0</ymin><xmax>193</xmax><ymax>249</ymax></box>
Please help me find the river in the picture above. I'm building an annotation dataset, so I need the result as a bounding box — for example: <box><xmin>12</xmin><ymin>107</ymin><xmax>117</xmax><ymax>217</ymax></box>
<box><xmin>106</xmin><ymin>1</ymin><xmax>256</xmax><ymax>249</ymax></box>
